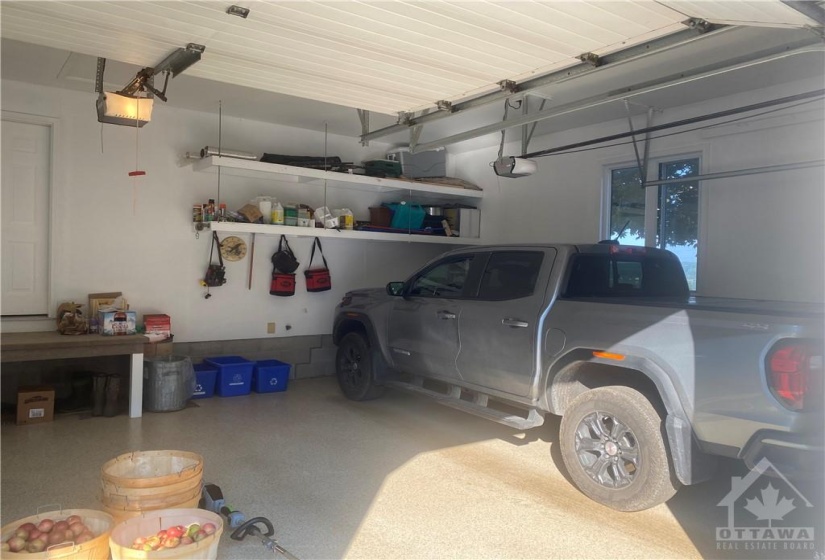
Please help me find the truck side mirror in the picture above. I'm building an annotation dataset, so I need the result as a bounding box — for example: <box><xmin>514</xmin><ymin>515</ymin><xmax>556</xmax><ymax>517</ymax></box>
<box><xmin>386</xmin><ymin>281</ymin><xmax>405</xmax><ymax>296</ymax></box>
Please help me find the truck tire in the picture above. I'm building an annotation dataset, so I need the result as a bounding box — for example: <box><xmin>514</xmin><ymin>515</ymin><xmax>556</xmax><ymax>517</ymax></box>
<box><xmin>559</xmin><ymin>386</ymin><xmax>679</xmax><ymax>511</ymax></box>
<box><xmin>336</xmin><ymin>332</ymin><xmax>385</xmax><ymax>401</ymax></box>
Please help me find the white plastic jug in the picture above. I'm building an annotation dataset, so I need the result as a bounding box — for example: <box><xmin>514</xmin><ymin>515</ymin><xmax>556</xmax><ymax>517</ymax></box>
<box><xmin>271</xmin><ymin>201</ymin><xmax>284</xmax><ymax>225</ymax></box>
<box><xmin>258</xmin><ymin>197</ymin><xmax>272</xmax><ymax>224</ymax></box>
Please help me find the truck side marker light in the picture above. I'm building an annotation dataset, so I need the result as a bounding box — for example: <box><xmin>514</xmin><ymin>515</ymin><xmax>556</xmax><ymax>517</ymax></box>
<box><xmin>593</xmin><ymin>351</ymin><xmax>626</xmax><ymax>361</ymax></box>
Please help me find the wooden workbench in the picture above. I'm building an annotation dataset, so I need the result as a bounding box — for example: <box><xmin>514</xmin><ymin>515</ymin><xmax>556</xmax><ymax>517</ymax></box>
<box><xmin>1</xmin><ymin>331</ymin><xmax>148</xmax><ymax>418</ymax></box>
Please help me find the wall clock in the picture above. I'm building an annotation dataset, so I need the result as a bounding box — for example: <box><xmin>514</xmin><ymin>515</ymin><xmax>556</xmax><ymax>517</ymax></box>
<box><xmin>220</xmin><ymin>235</ymin><xmax>247</xmax><ymax>261</ymax></box>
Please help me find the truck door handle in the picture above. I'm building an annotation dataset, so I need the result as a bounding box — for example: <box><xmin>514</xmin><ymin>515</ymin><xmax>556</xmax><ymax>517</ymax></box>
<box><xmin>502</xmin><ymin>318</ymin><xmax>529</xmax><ymax>328</ymax></box>
<box><xmin>437</xmin><ymin>311</ymin><xmax>457</xmax><ymax>320</ymax></box>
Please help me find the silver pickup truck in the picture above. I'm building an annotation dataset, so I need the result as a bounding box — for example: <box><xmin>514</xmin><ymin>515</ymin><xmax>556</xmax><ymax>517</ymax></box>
<box><xmin>332</xmin><ymin>243</ymin><xmax>823</xmax><ymax>511</ymax></box>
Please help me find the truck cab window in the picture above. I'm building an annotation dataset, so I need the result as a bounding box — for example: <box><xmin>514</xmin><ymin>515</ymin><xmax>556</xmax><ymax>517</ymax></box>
<box><xmin>478</xmin><ymin>251</ymin><xmax>544</xmax><ymax>300</ymax></box>
<box><xmin>408</xmin><ymin>257</ymin><xmax>473</xmax><ymax>298</ymax></box>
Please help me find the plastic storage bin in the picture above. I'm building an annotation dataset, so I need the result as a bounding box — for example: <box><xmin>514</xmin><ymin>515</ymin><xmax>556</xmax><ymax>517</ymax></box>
<box><xmin>253</xmin><ymin>359</ymin><xmax>291</xmax><ymax>393</ymax></box>
<box><xmin>192</xmin><ymin>363</ymin><xmax>218</xmax><ymax>399</ymax></box>
<box><xmin>204</xmin><ymin>356</ymin><xmax>254</xmax><ymax>397</ymax></box>
<box><xmin>143</xmin><ymin>356</ymin><xmax>195</xmax><ymax>412</ymax></box>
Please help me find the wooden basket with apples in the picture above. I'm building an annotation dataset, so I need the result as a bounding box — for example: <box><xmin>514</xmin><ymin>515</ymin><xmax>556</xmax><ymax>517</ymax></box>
<box><xmin>109</xmin><ymin>508</ymin><xmax>223</xmax><ymax>560</ymax></box>
<box><xmin>1</xmin><ymin>508</ymin><xmax>114</xmax><ymax>559</ymax></box>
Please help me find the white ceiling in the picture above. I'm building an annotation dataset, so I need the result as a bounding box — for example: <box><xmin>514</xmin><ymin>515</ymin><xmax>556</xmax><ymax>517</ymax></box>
<box><xmin>1</xmin><ymin>1</ymin><xmax>823</xmax><ymax>147</ymax></box>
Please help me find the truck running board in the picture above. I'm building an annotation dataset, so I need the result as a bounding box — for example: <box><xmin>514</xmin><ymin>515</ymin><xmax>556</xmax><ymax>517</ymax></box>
<box><xmin>385</xmin><ymin>379</ymin><xmax>545</xmax><ymax>430</ymax></box>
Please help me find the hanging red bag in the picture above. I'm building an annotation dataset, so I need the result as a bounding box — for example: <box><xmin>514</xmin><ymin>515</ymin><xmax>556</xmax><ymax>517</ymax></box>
<box><xmin>270</xmin><ymin>272</ymin><xmax>296</xmax><ymax>296</ymax></box>
<box><xmin>304</xmin><ymin>238</ymin><xmax>331</xmax><ymax>292</ymax></box>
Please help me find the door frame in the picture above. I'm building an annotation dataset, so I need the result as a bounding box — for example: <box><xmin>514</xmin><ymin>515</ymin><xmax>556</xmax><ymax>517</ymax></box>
<box><xmin>2</xmin><ymin>111</ymin><xmax>61</xmax><ymax>318</ymax></box>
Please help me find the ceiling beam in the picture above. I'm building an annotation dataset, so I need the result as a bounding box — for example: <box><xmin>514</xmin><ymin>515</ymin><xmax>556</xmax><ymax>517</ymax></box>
<box><xmin>360</xmin><ymin>23</ymin><xmax>733</xmax><ymax>144</ymax></box>
<box><xmin>411</xmin><ymin>40</ymin><xmax>824</xmax><ymax>154</ymax></box>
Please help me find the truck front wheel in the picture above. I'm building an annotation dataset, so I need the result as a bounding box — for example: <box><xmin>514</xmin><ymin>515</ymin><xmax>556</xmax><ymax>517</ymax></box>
<box><xmin>559</xmin><ymin>386</ymin><xmax>680</xmax><ymax>511</ymax></box>
<box><xmin>336</xmin><ymin>332</ymin><xmax>385</xmax><ymax>401</ymax></box>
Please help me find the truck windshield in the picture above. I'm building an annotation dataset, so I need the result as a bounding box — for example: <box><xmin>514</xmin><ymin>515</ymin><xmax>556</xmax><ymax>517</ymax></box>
<box><xmin>563</xmin><ymin>254</ymin><xmax>689</xmax><ymax>299</ymax></box>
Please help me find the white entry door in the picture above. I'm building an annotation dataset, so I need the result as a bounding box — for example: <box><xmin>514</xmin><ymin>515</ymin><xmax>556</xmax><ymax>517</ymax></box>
<box><xmin>1</xmin><ymin>119</ymin><xmax>51</xmax><ymax>315</ymax></box>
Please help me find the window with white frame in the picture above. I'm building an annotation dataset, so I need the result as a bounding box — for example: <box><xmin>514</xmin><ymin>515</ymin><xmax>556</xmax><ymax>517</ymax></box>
<box><xmin>604</xmin><ymin>155</ymin><xmax>700</xmax><ymax>290</ymax></box>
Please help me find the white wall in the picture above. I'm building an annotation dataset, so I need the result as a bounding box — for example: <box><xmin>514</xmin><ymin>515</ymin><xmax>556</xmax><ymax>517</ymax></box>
<box><xmin>453</xmin><ymin>77</ymin><xmax>825</xmax><ymax>303</ymax></box>
<box><xmin>1</xmin><ymin>80</ymin><xmax>445</xmax><ymax>340</ymax></box>
<box><xmin>2</xmin><ymin>72</ymin><xmax>821</xmax><ymax>345</ymax></box>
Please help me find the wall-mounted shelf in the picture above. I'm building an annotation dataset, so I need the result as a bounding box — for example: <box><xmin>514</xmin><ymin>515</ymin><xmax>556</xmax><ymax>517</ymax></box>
<box><xmin>192</xmin><ymin>156</ymin><xmax>484</xmax><ymax>201</ymax></box>
<box><xmin>206</xmin><ymin>221</ymin><xmax>480</xmax><ymax>245</ymax></box>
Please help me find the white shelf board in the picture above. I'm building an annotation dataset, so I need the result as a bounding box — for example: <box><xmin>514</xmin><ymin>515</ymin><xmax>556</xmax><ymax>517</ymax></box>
<box><xmin>193</xmin><ymin>155</ymin><xmax>483</xmax><ymax>200</ymax></box>
<box><xmin>207</xmin><ymin>221</ymin><xmax>480</xmax><ymax>245</ymax></box>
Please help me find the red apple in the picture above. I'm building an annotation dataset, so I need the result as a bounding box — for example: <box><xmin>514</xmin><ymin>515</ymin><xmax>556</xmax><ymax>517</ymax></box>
<box><xmin>66</xmin><ymin>515</ymin><xmax>82</xmax><ymax>525</ymax></box>
<box><xmin>29</xmin><ymin>528</ymin><xmax>43</xmax><ymax>541</ymax></box>
<box><xmin>164</xmin><ymin>536</ymin><xmax>181</xmax><ymax>548</ymax></box>
<box><xmin>48</xmin><ymin>529</ymin><xmax>67</xmax><ymax>545</ymax></box>
<box><xmin>76</xmin><ymin>532</ymin><xmax>95</xmax><ymax>544</ymax></box>
<box><xmin>180</xmin><ymin>536</ymin><xmax>194</xmax><ymax>545</ymax></box>
<box><xmin>18</xmin><ymin>522</ymin><xmax>37</xmax><ymax>533</ymax></box>
<box><xmin>37</xmin><ymin>519</ymin><xmax>54</xmax><ymax>533</ymax></box>
<box><xmin>166</xmin><ymin>525</ymin><xmax>184</xmax><ymax>538</ymax></box>
<box><xmin>69</xmin><ymin>522</ymin><xmax>86</xmax><ymax>537</ymax></box>
<box><xmin>54</xmin><ymin>520</ymin><xmax>69</xmax><ymax>532</ymax></box>
<box><xmin>202</xmin><ymin>523</ymin><xmax>217</xmax><ymax>536</ymax></box>
<box><xmin>193</xmin><ymin>529</ymin><xmax>208</xmax><ymax>542</ymax></box>
<box><xmin>156</xmin><ymin>529</ymin><xmax>168</xmax><ymax>539</ymax></box>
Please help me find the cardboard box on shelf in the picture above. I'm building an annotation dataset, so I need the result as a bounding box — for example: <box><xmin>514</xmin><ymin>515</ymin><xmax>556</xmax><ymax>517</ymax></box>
<box><xmin>452</xmin><ymin>208</ymin><xmax>480</xmax><ymax>238</ymax></box>
<box><xmin>144</xmin><ymin>314</ymin><xmax>171</xmax><ymax>338</ymax></box>
<box><xmin>88</xmin><ymin>292</ymin><xmax>125</xmax><ymax>334</ymax></box>
<box><xmin>17</xmin><ymin>386</ymin><xmax>55</xmax><ymax>425</ymax></box>
<box><xmin>99</xmin><ymin>310</ymin><xmax>137</xmax><ymax>336</ymax></box>
<box><xmin>458</xmin><ymin>208</ymin><xmax>481</xmax><ymax>237</ymax></box>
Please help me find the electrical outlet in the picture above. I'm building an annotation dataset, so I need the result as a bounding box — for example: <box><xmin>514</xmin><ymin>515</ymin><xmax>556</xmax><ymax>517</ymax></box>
<box><xmin>266</xmin><ymin>322</ymin><xmax>276</xmax><ymax>334</ymax></box>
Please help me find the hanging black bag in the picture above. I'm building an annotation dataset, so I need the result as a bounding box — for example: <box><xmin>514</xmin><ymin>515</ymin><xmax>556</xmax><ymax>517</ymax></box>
<box><xmin>304</xmin><ymin>238</ymin><xmax>331</xmax><ymax>292</ymax></box>
<box><xmin>204</xmin><ymin>232</ymin><xmax>227</xmax><ymax>287</ymax></box>
<box><xmin>271</xmin><ymin>235</ymin><xmax>299</xmax><ymax>273</ymax></box>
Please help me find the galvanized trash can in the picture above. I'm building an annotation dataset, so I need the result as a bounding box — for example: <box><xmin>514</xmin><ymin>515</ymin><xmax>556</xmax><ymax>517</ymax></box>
<box><xmin>143</xmin><ymin>356</ymin><xmax>195</xmax><ymax>412</ymax></box>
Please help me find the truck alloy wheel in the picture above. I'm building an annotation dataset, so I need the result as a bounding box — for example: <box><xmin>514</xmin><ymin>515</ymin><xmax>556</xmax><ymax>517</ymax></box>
<box><xmin>574</xmin><ymin>411</ymin><xmax>640</xmax><ymax>488</ymax></box>
<box><xmin>559</xmin><ymin>386</ymin><xmax>679</xmax><ymax>511</ymax></box>
<box><xmin>335</xmin><ymin>333</ymin><xmax>385</xmax><ymax>401</ymax></box>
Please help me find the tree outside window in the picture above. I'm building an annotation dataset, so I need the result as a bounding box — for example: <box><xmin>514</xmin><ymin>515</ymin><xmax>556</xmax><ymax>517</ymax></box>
<box><xmin>608</xmin><ymin>157</ymin><xmax>699</xmax><ymax>290</ymax></box>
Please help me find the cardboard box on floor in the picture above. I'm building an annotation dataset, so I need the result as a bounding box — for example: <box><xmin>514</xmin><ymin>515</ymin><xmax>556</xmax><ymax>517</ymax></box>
<box><xmin>17</xmin><ymin>386</ymin><xmax>55</xmax><ymax>425</ymax></box>
<box><xmin>144</xmin><ymin>337</ymin><xmax>174</xmax><ymax>358</ymax></box>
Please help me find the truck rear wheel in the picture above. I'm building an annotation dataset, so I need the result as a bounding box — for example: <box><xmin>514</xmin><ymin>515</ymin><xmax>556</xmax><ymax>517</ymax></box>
<box><xmin>559</xmin><ymin>386</ymin><xmax>679</xmax><ymax>511</ymax></box>
<box><xmin>336</xmin><ymin>332</ymin><xmax>385</xmax><ymax>401</ymax></box>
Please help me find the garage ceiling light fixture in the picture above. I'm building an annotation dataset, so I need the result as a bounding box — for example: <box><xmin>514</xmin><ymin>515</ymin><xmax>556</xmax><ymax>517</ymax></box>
<box><xmin>95</xmin><ymin>43</ymin><xmax>205</xmax><ymax>127</ymax></box>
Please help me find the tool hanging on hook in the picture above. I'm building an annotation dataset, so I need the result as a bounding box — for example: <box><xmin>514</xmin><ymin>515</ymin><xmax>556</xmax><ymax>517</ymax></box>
<box><xmin>248</xmin><ymin>233</ymin><xmax>256</xmax><ymax>290</ymax></box>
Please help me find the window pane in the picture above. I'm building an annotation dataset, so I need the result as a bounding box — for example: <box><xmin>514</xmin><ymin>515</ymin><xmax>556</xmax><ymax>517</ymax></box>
<box><xmin>478</xmin><ymin>251</ymin><xmax>544</xmax><ymax>300</ymax></box>
<box><xmin>564</xmin><ymin>255</ymin><xmax>689</xmax><ymax>298</ymax></box>
<box><xmin>657</xmin><ymin>158</ymin><xmax>699</xmax><ymax>290</ymax></box>
<box><xmin>409</xmin><ymin>257</ymin><xmax>472</xmax><ymax>297</ymax></box>
<box><xmin>610</xmin><ymin>167</ymin><xmax>646</xmax><ymax>246</ymax></box>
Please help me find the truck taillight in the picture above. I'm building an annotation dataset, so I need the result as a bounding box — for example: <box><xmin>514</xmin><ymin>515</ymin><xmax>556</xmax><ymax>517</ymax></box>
<box><xmin>766</xmin><ymin>341</ymin><xmax>823</xmax><ymax>411</ymax></box>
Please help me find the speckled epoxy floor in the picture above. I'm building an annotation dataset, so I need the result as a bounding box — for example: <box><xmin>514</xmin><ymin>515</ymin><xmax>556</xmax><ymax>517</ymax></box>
<box><xmin>2</xmin><ymin>376</ymin><xmax>762</xmax><ymax>559</ymax></box>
